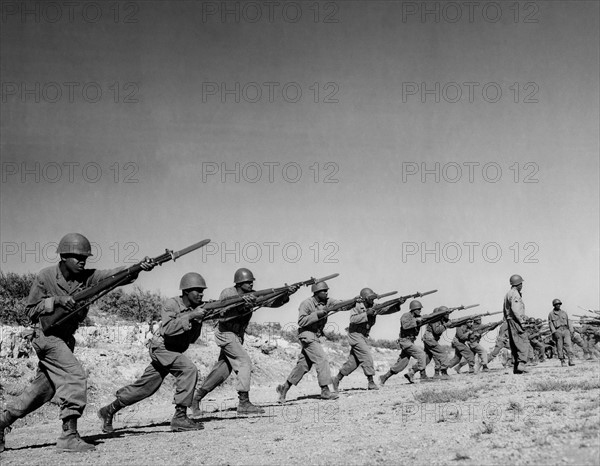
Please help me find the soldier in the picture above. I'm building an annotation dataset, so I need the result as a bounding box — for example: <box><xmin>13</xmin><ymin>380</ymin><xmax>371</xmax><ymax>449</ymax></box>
<box><xmin>487</xmin><ymin>320</ymin><xmax>508</xmax><ymax>364</ymax></box>
<box><xmin>420</xmin><ymin>306</ymin><xmax>451</xmax><ymax>379</ymax></box>
<box><xmin>332</xmin><ymin>288</ymin><xmax>398</xmax><ymax>392</ymax></box>
<box><xmin>276</xmin><ymin>281</ymin><xmax>342</xmax><ymax>402</ymax></box>
<box><xmin>548</xmin><ymin>299</ymin><xmax>575</xmax><ymax>367</ymax></box>
<box><xmin>0</xmin><ymin>233</ymin><xmax>154</xmax><ymax>453</ymax></box>
<box><xmin>453</xmin><ymin>317</ymin><xmax>489</xmax><ymax>373</ymax></box>
<box><xmin>193</xmin><ymin>268</ymin><xmax>296</xmax><ymax>415</ymax></box>
<box><xmin>447</xmin><ymin>319</ymin><xmax>476</xmax><ymax>374</ymax></box>
<box><xmin>503</xmin><ymin>274</ymin><xmax>529</xmax><ymax>374</ymax></box>
<box><xmin>379</xmin><ymin>300</ymin><xmax>427</xmax><ymax>385</ymax></box>
<box><xmin>98</xmin><ymin>273</ymin><xmax>208</xmax><ymax>433</ymax></box>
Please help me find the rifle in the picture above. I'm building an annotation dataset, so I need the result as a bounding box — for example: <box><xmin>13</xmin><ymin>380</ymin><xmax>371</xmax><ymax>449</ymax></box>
<box><xmin>41</xmin><ymin>239</ymin><xmax>212</xmax><ymax>332</ymax></box>
<box><xmin>373</xmin><ymin>289</ymin><xmax>438</xmax><ymax>316</ymax></box>
<box><xmin>475</xmin><ymin>320</ymin><xmax>503</xmax><ymax>337</ymax></box>
<box><xmin>320</xmin><ymin>290</ymin><xmax>398</xmax><ymax>321</ymax></box>
<box><xmin>447</xmin><ymin>311</ymin><xmax>503</xmax><ymax>328</ymax></box>
<box><xmin>578</xmin><ymin>306</ymin><xmax>600</xmax><ymax>315</ymax></box>
<box><xmin>418</xmin><ymin>303</ymin><xmax>479</xmax><ymax>328</ymax></box>
<box><xmin>211</xmin><ymin>274</ymin><xmax>340</xmax><ymax>322</ymax></box>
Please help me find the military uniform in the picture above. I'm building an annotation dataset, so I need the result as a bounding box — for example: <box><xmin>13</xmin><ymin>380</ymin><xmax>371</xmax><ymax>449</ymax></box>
<box><xmin>488</xmin><ymin>321</ymin><xmax>508</xmax><ymax>362</ymax></box>
<box><xmin>447</xmin><ymin>324</ymin><xmax>475</xmax><ymax>372</ymax></box>
<box><xmin>421</xmin><ymin>320</ymin><xmax>450</xmax><ymax>374</ymax></box>
<box><xmin>199</xmin><ymin>286</ymin><xmax>289</xmax><ymax>394</ymax></box>
<box><xmin>548</xmin><ymin>308</ymin><xmax>574</xmax><ymax>364</ymax></box>
<box><xmin>503</xmin><ymin>286</ymin><xmax>529</xmax><ymax>373</ymax></box>
<box><xmin>339</xmin><ymin>302</ymin><xmax>376</xmax><ymax>378</ymax></box>
<box><xmin>388</xmin><ymin>311</ymin><xmax>426</xmax><ymax>378</ymax></box>
<box><xmin>286</xmin><ymin>295</ymin><xmax>340</xmax><ymax>387</ymax></box>
<box><xmin>114</xmin><ymin>296</ymin><xmax>202</xmax><ymax>407</ymax></box>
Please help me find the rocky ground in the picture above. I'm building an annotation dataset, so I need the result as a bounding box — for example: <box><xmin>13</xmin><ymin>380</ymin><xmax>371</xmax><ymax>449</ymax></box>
<box><xmin>1</xmin><ymin>332</ymin><xmax>598</xmax><ymax>465</ymax></box>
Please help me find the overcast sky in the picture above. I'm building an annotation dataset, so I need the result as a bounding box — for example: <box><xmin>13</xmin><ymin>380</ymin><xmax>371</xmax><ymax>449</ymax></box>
<box><xmin>1</xmin><ymin>1</ymin><xmax>598</xmax><ymax>340</ymax></box>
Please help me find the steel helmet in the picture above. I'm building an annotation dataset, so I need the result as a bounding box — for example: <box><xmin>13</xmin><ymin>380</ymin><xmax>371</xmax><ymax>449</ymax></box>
<box><xmin>311</xmin><ymin>281</ymin><xmax>329</xmax><ymax>293</ymax></box>
<box><xmin>57</xmin><ymin>233</ymin><xmax>93</xmax><ymax>257</ymax></box>
<box><xmin>438</xmin><ymin>306</ymin><xmax>449</xmax><ymax>313</ymax></box>
<box><xmin>552</xmin><ymin>299</ymin><xmax>562</xmax><ymax>306</ymax></box>
<box><xmin>234</xmin><ymin>268</ymin><xmax>255</xmax><ymax>284</ymax></box>
<box><xmin>179</xmin><ymin>272</ymin><xmax>207</xmax><ymax>290</ymax></box>
<box><xmin>360</xmin><ymin>288</ymin><xmax>376</xmax><ymax>300</ymax></box>
<box><xmin>409</xmin><ymin>300</ymin><xmax>423</xmax><ymax>311</ymax></box>
<box><xmin>509</xmin><ymin>274</ymin><xmax>523</xmax><ymax>286</ymax></box>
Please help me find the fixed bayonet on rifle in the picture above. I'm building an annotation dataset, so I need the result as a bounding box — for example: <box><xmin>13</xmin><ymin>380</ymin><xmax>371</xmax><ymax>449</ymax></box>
<box><xmin>203</xmin><ymin>273</ymin><xmax>340</xmax><ymax>322</ymax></box>
<box><xmin>447</xmin><ymin>310</ymin><xmax>503</xmax><ymax>328</ymax></box>
<box><xmin>373</xmin><ymin>289</ymin><xmax>438</xmax><ymax>316</ymax></box>
<box><xmin>578</xmin><ymin>306</ymin><xmax>600</xmax><ymax>315</ymax></box>
<box><xmin>41</xmin><ymin>239</ymin><xmax>212</xmax><ymax>332</ymax></box>
<box><xmin>418</xmin><ymin>303</ymin><xmax>479</xmax><ymax>328</ymax></box>
<box><xmin>319</xmin><ymin>290</ymin><xmax>398</xmax><ymax>321</ymax></box>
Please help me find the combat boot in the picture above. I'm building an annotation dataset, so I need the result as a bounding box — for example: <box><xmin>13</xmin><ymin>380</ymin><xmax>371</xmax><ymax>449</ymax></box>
<box><xmin>481</xmin><ymin>365</ymin><xmax>490</xmax><ymax>372</ymax></box>
<box><xmin>56</xmin><ymin>417</ymin><xmax>95</xmax><ymax>452</ymax></box>
<box><xmin>404</xmin><ymin>370</ymin><xmax>415</xmax><ymax>384</ymax></box>
<box><xmin>332</xmin><ymin>373</ymin><xmax>343</xmax><ymax>393</ymax></box>
<box><xmin>432</xmin><ymin>369</ymin><xmax>441</xmax><ymax>379</ymax></box>
<box><xmin>379</xmin><ymin>371</ymin><xmax>392</xmax><ymax>386</ymax></box>
<box><xmin>237</xmin><ymin>391</ymin><xmax>265</xmax><ymax>415</ymax></box>
<box><xmin>468</xmin><ymin>366</ymin><xmax>475</xmax><ymax>374</ymax></box>
<box><xmin>453</xmin><ymin>365</ymin><xmax>462</xmax><ymax>375</ymax></box>
<box><xmin>514</xmin><ymin>363</ymin><xmax>528</xmax><ymax>374</ymax></box>
<box><xmin>320</xmin><ymin>386</ymin><xmax>339</xmax><ymax>400</ymax></box>
<box><xmin>561</xmin><ymin>360</ymin><xmax>567</xmax><ymax>367</ymax></box>
<box><xmin>0</xmin><ymin>410</ymin><xmax>18</xmax><ymax>453</ymax></box>
<box><xmin>420</xmin><ymin>371</ymin><xmax>433</xmax><ymax>382</ymax></box>
<box><xmin>97</xmin><ymin>399</ymin><xmax>124</xmax><ymax>433</ymax></box>
<box><xmin>190</xmin><ymin>388</ymin><xmax>208</xmax><ymax>418</ymax></box>
<box><xmin>276</xmin><ymin>382</ymin><xmax>290</xmax><ymax>404</ymax></box>
<box><xmin>170</xmin><ymin>405</ymin><xmax>204</xmax><ymax>432</ymax></box>
<box><xmin>568</xmin><ymin>359</ymin><xmax>575</xmax><ymax>366</ymax></box>
<box><xmin>367</xmin><ymin>375</ymin><xmax>379</xmax><ymax>390</ymax></box>
<box><xmin>440</xmin><ymin>369</ymin><xmax>450</xmax><ymax>380</ymax></box>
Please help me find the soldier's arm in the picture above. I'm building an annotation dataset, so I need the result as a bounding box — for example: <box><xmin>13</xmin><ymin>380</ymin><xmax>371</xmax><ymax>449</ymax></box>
<box><xmin>349</xmin><ymin>304</ymin><xmax>368</xmax><ymax>324</ymax></box>
<box><xmin>400</xmin><ymin>312</ymin><xmax>418</xmax><ymax>330</ymax></box>
<box><xmin>298</xmin><ymin>300</ymin><xmax>324</xmax><ymax>327</ymax></box>
<box><xmin>160</xmin><ymin>298</ymin><xmax>196</xmax><ymax>337</ymax></box>
<box><xmin>547</xmin><ymin>313</ymin><xmax>556</xmax><ymax>333</ymax></box>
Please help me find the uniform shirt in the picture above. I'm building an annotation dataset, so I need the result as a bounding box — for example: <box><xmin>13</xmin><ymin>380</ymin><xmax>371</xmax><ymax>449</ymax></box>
<box><xmin>455</xmin><ymin>324</ymin><xmax>473</xmax><ymax>343</ymax></box>
<box><xmin>297</xmin><ymin>296</ymin><xmax>342</xmax><ymax>336</ymax></box>
<box><xmin>27</xmin><ymin>264</ymin><xmax>126</xmax><ymax>336</ymax></box>
<box><xmin>425</xmin><ymin>320</ymin><xmax>447</xmax><ymax>341</ymax></box>
<box><xmin>548</xmin><ymin>309</ymin><xmax>572</xmax><ymax>333</ymax></box>
<box><xmin>399</xmin><ymin>311</ymin><xmax>420</xmax><ymax>341</ymax></box>
<box><xmin>503</xmin><ymin>287</ymin><xmax>525</xmax><ymax>322</ymax></box>
<box><xmin>153</xmin><ymin>296</ymin><xmax>202</xmax><ymax>353</ymax></box>
<box><xmin>218</xmin><ymin>286</ymin><xmax>289</xmax><ymax>337</ymax></box>
<box><xmin>348</xmin><ymin>302</ymin><xmax>376</xmax><ymax>337</ymax></box>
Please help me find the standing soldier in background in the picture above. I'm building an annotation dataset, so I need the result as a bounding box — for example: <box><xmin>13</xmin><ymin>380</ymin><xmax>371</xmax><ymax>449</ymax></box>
<box><xmin>0</xmin><ymin>233</ymin><xmax>154</xmax><ymax>453</ymax></box>
<box><xmin>332</xmin><ymin>288</ymin><xmax>399</xmax><ymax>391</ymax></box>
<box><xmin>503</xmin><ymin>274</ymin><xmax>529</xmax><ymax>374</ymax></box>
<box><xmin>420</xmin><ymin>307</ymin><xmax>451</xmax><ymax>379</ymax></box>
<box><xmin>276</xmin><ymin>281</ymin><xmax>342</xmax><ymax>402</ymax></box>
<box><xmin>379</xmin><ymin>300</ymin><xmax>427</xmax><ymax>385</ymax></box>
<box><xmin>548</xmin><ymin>299</ymin><xmax>575</xmax><ymax>367</ymax></box>
<box><xmin>193</xmin><ymin>268</ymin><xmax>296</xmax><ymax>415</ymax></box>
<box><xmin>98</xmin><ymin>272</ymin><xmax>208</xmax><ymax>434</ymax></box>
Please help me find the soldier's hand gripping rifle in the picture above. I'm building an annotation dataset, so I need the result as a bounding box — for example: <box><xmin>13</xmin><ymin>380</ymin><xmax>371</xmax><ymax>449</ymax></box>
<box><xmin>446</xmin><ymin>310</ymin><xmax>503</xmax><ymax>328</ymax></box>
<box><xmin>372</xmin><ymin>289</ymin><xmax>438</xmax><ymax>316</ymax></box>
<box><xmin>418</xmin><ymin>303</ymin><xmax>479</xmax><ymax>328</ymax></box>
<box><xmin>318</xmin><ymin>291</ymin><xmax>398</xmax><ymax>321</ymax></box>
<box><xmin>41</xmin><ymin>239</ymin><xmax>212</xmax><ymax>332</ymax></box>
<box><xmin>213</xmin><ymin>274</ymin><xmax>340</xmax><ymax>323</ymax></box>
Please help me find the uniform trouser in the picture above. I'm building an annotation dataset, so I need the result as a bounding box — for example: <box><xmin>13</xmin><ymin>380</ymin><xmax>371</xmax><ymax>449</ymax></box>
<box><xmin>5</xmin><ymin>332</ymin><xmax>87</xmax><ymax>421</ymax></box>
<box><xmin>530</xmin><ymin>339</ymin><xmax>546</xmax><ymax>360</ymax></box>
<box><xmin>469</xmin><ymin>342</ymin><xmax>488</xmax><ymax>365</ymax></box>
<box><xmin>116</xmin><ymin>346</ymin><xmax>198</xmax><ymax>407</ymax></box>
<box><xmin>389</xmin><ymin>338</ymin><xmax>426</xmax><ymax>374</ymax></box>
<box><xmin>447</xmin><ymin>340</ymin><xmax>475</xmax><ymax>368</ymax></box>
<box><xmin>526</xmin><ymin>342</ymin><xmax>535</xmax><ymax>361</ymax></box>
<box><xmin>340</xmin><ymin>333</ymin><xmax>375</xmax><ymax>377</ymax></box>
<box><xmin>506</xmin><ymin>319</ymin><xmax>529</xmax><ymax>372</ymax></box>
<box><xmin>553</xmin><ymin>327</ymin><xmax>574</xmax><ymax>361</ymax></box>
<box><xmin>287</xmin><ymin>333</ymin><xmax>332</xmax><ymax>386</ymax></box>
<box><xmin>200</xmin><ymin>331</ymin><xmax>251</xmax><ymax>393</ymax></box>
<box><xmin>489</xmin><ymin>338</ymin><xmax>508</xmax><ymax>359</ymax></box>
<box><xmin>423</xmin><ymin>336</ymin><xmax>449</xmax><ymax>371</ymax></box>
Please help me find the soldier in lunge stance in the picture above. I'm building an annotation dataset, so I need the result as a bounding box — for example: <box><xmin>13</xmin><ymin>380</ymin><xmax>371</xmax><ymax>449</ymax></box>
<box><xmin>0</xmin><ymin>233</ymin><xmax>154</xmax><ymax>453</ymax></box>
<box><xmin>98</xmin><ymin>273</ymin><xmax>207</xmax><ymax>433</ymax></box>
<box><xmin>420</xmin><ymin>306</ymin><xmax>451</xmax><ymax>380</ymax></box>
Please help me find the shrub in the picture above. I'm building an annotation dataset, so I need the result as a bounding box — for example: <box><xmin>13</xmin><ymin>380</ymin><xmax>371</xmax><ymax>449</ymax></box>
<box><xmin>0</xmin><ymin>272</ymin><xmax>36</xmax><ymax>325</ymax></box>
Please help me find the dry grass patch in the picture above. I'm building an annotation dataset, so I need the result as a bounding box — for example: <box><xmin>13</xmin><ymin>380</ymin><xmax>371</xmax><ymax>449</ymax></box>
<box><xmin>412</xmin><ymin>386</ymin><xmax>482</xmax><ymax>403</ymax></box>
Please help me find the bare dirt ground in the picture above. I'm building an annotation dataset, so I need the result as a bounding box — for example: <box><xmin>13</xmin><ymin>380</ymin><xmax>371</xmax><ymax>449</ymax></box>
<box><xmin>1</xmin><ymin>335</ymin><xmax>599</xmax><ymax>465</ymax></box>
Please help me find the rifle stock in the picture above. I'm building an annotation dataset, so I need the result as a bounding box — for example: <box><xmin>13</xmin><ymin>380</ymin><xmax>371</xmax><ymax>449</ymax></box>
<box><xmin>40</xmin><ymin>239</ymin><xmax>211</xmax><ymax>332</ymax></box>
